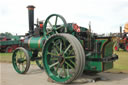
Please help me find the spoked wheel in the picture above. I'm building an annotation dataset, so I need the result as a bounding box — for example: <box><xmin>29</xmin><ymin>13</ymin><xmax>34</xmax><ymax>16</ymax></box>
<box><xmin>6</xmin><ymin>46</ymin><xmax>13</xmax><ymax>53</ymax></box>
<box><xmin>42</xmin><ymin>34</ymin><xmax>85</xmax><ymax>84</ymax></box>
<box><xmin>36</xmin><ymin>51</ymin><xmax>44</xmax><ymax>69</ymax></box>
<box><xmin>12</xmin><ymin>47</ymin><xmax>30</xmax><ymax>74</ymax></box>
<box><xmin>43</xmin><ymin>14</ymin><xmax>67</xmax><ymax>37</ymax></box>
<box><xmin>125</xmin><ymin>43</ymin><xmax>128</xmax><ymax>52</ymax></box>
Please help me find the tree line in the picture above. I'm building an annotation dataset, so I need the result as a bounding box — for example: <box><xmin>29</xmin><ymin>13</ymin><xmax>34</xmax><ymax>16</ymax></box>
<box><xmin>0</xmin><ymin>32</ymin><xmax>13</xmax><ymax>38</ymax></box>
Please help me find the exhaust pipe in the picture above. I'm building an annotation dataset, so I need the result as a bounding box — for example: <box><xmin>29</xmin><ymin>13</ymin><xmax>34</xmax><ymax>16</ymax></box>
<box><xmin>27</xmin><ymin>5</ymin><xmax>35</xmax><ymax>35</ymax></box>
<box><xmin>120</xmin><ymin>26</ymin><xmax>122</xmax><ymax>37</ymax></box>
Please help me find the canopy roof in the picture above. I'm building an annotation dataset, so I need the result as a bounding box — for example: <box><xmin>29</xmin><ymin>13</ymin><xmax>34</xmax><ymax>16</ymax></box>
<box><xmin>124</xmin><ymin>22</ymin><xmax>128</xmax><ymax>32</ymax></box>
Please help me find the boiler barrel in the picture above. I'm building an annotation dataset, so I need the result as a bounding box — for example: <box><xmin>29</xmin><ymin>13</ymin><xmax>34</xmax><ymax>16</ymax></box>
<box><xmin>24</xmin><ymin>37</ymin><xmax>45</xmax><ymax>50</ymax></box>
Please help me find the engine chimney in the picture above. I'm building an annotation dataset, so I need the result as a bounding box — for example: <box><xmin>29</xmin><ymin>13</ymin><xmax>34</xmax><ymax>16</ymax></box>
<box><xmin>120</xmin><ymin>26</ymin><xmax>122</xmax><ymax>37</ymax></box>
<box><xmin>27</xmin><ymin>5</ymin><xmax>35</xmax><ymax>35</ymax></box>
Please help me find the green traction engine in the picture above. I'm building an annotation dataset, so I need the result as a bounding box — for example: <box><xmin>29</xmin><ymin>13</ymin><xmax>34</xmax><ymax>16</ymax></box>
<box><xmin>12</xmin><ymin>5</ymin><xmax>118</xmax><ymax>84</ymax></box>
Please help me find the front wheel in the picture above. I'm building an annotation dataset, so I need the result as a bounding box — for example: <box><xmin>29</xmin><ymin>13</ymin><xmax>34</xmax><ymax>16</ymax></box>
<box><xmin>12</xmin><ymin>47</ymin><xmax>30</xmax><ymax>74</ymax></box>
<box><xmin>42</xmin><ymin>34</ymin><xmax>85</xmax><ymax>84</ymax></box>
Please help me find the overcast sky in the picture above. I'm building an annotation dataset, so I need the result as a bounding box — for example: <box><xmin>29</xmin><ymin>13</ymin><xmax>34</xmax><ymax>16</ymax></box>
<box><xmin>0</xmin><ymin>0</ymin><xmax>128</xmax><ymax>35</ymax></box>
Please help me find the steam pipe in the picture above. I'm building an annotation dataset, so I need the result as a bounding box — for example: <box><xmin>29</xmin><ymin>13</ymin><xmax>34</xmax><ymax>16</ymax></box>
<box><xmin>27</xmin><ymin>5</ymin><xmax>35</xmax><ymax>35</ymax></box>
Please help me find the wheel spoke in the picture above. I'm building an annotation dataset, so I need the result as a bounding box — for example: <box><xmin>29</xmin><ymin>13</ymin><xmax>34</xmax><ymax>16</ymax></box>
<box><xmin>17</xmin><ymin>51</ymin><xmax>20</xmax><ymax>58</ymax></box>
<box><xmin>50</xmin><ymin>57</ymin><xmax>58</xmax><ymax>61</ymax></box>
<box><xmin>59</xmin><ymin>39</ymin><xmax>62</xmax><ymax>53</ymax></box>
<box><xmin>19</xmin><ymin>50</ymin><xmax>22</xmax><ymax>58</ymax></box>
<box><xmin>69</xmin><ymin>59</ymin><xmax>76</xmax><ymax>66</ymax></box>
<box><xmin>68</xmin><ymin>49</ymin><xmax>74</xmax><ymax>55</ymax></box>
<box><xmin>16</xmin><ymin>57</ymin><xmax>18</xmax><ymax>63</ymax></box>
<box><xmin>66</xmin><ymin>66</ymin><xmax>70</xmax><ymax>77</ymax></box>
<box><xmin>65</xmin><ymin>56</ymin><xmax>75</xmax><ymax>59</ymax></box>
<box><xmin>22</xmin><ymin>63</ymin><xmax>25</xmax><ymax>71</ymax></box>
<box><xmin>55</xmin><ymin>16</ymin><xmax>58</xmax><ymax>26</ymax></box>
<box><xmin>62</xmin><ymin>65</ymin><xmax>67</xmax><ymax>77</ymax></box>
<box><xmin>63</xmin><ymin>39</ymin><xmax>66</xmax><ymax>49</ymax></box>
<box><xmin>18</xmin><ymin>63</ymin><xmax>21</xmax><ymax>70</ymax></box>
<box><xmin>56</xmin><ymin>25</ymin><xmax>64</xmax><ymax>30</ymax></box>
<box><xmin>53</xmin><ymin>41</ymin><xmax>60</xmax><ymax>51</ymax></box>
<box><xmin>48</xmin><ymin>21</ymin><xmax>53</xmax><ymax>27</ymax></box>
<box><xmin>55</xmin><ymin>31</ymin><xmax>58</xmax><ymax>34</ymax></box>
<box><xmin>20</xmin><ymin>64</ymin><xmax>23</xmax><ymax>71</ymax></box>
<box><xmin>48</xmin><ymin>52</ymin><xmax>58</xmax><ymax>56</ymax></box>
<box><xmin>46</xmin><ymin>31</ymin><xmax>52</xmax><ymax>35</ymax></box>
<box><xmin>53</xmin><ymin>47</ymin><xmax>59</xmax><ymax>55</ymax></box>
<box><xmin>22</xmin><ymin>54</ymin><xmax>26</xmax><ymax>59</ymax></box>
<box><xmin>64</xmin><ymin>44</ymin><xmax>71</xmax><ymax>54</ymax></box>
<box><xmin>55</xmin><ymin>63</ymin><xmax>60</xmax><ymax>73</ymax></box>
<box><xmin>49</xmin><ymin>61</ymin><xmax>59</xmax><ymax>68</ymax></box>
<box><xmin>65</xmin><ymin>61</ymin><xmax>74</xmax><ymax>69</ymax></box>
<box><xmin>57</xmin><ymin>68</ymin><xmax>63</xmax><ymax>78</ymax></box>
<box><xmin>52</xmin><ymin>41</ymin><xmax>59</xmax><ymax>54</ymax></box>
<box><xmin>36</xmin><ymin>51</ymin><xmax>44</xmax><ymax>69</ymax></box>
<box><xmin>54</xmin><ymin>39</ymin><xmax>63</xmax><ymax>53</ymax></box>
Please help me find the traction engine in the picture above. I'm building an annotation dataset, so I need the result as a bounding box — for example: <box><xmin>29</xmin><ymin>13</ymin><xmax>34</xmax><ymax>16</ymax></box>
<box><xmin>114</xmin><ymin>25</ymin><xmax>128</xmax><ymax>52</ymax></box>
<box><xmin>12</xmin><ymin>5</ymin><xmax>118</xmax><ymax>84</ymax></box>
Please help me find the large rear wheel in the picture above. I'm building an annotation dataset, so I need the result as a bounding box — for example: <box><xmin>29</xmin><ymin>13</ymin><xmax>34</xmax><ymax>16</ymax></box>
<box><xmin>12</xmin><ymin>47</ymin><xmax>30</xmax><ymax>74</ymax></box>
<box><xmin>42</xmin><ymin>34</ymin><xmax>85</xmax><ymax>84</ymax></box>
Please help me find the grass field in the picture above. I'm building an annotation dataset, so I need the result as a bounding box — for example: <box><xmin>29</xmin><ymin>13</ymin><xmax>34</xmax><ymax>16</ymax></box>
<box><xmin>0</xmin><ymin>53</ymin><xmax>12</xmax><ymax>63</ymax></box>
<box><xmin>108</xmin><ymin>50</ymin><xmax>128</xmax><ymax>73</ymax></box>
<box><xmin>114</xmin><ymin>51</ymin><xmax>128</xmax><ymax>70</ymax></box>
<box><xmin>0</xmin><ymin>53</ymin><xmax>36</xmax><ymax>64</ymax></box>
<box><xmin>0</xmin><ymin>50</ymin><xmax>128</xmax><ymax>73</ymax></box>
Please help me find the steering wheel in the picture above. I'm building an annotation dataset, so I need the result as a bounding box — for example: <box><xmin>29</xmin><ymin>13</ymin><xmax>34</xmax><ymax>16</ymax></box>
<box><xmin>43</xmin><ymin>14</ymin><xmax>67</xmax><ymax>37</ymax></box>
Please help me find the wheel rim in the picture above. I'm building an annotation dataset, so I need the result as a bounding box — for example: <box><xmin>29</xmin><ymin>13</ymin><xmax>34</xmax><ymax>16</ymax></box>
<box><xmin>43</xmin><ymin>14</ymin><xmax>67</xmax><ymax>37</ymax></box>
<box><xmin>36</xmin><ymin>51</ymin><xmax>44</xmax><ymax>69</ymax></box>
<box><xmin>12</xmin><ymin>48</ymin><xmax>30</xmax><ymax>74</ymax></box>
<box><xmin>43</xmin><ymin>36</ymin><xmax>77</xmax><ymax>83</ymax></box>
